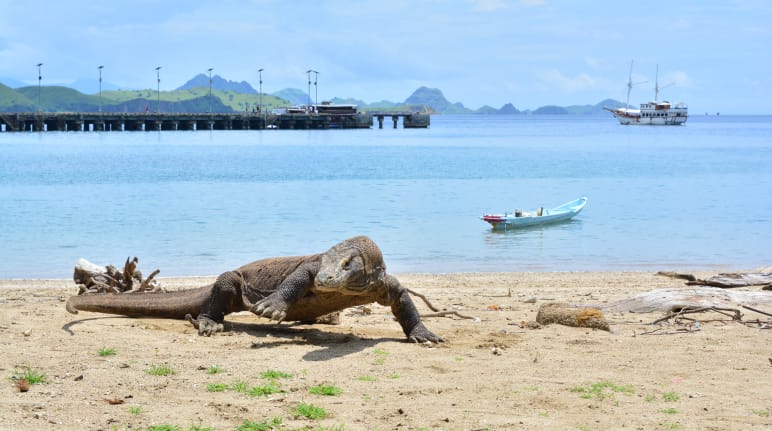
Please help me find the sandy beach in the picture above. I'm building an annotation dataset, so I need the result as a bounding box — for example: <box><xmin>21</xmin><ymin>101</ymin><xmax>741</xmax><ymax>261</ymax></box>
<box><xmin>1</xmin><ymin>271</ymin><xmax>770</xmax><ymax>431</ymax></box>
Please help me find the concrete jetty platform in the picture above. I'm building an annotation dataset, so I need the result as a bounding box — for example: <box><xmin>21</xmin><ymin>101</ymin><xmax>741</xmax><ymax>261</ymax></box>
<box><xmin>0</xmin><ymin>110</ymin><xmax>430</xmax><ymax>132</ymax></box>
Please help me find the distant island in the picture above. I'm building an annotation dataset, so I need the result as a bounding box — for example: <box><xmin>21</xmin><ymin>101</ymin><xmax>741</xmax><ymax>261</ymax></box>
<box><xmin>0</xmin><ymin>73</ymin><xmax>625</xmax><ymax>115</ymax></box>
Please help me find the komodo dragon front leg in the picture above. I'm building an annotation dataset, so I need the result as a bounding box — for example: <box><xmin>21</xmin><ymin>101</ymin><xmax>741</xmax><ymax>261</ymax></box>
<box><xmin>379</xmin><ymin>275</ymin><xmax>444</xmax><ymax>343</ymax></box>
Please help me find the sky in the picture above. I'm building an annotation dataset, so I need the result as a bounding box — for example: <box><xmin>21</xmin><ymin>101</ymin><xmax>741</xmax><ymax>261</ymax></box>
<box><xmin>0</xmin><ymin>0</ymin><xmax>770</xmax><ymax>114</ymax></box>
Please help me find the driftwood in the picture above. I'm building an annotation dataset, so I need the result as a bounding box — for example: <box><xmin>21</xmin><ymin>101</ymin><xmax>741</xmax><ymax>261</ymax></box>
<box><xmin>601</xmin><ymin>287</ymin><xmax>772</xmax><ymax>315</ymax></box>
<box><xmin>650</xmin><ymin>306</ymin><xmax>742</xmax><ymax>325</ymax></box>
<box><xmin>73</xmin><ymin>257</ymin><xmax>163</xmax><ymax>295</ymax></box>
<box><xmin>657</xmin><ymin>270</ymin><xmax>772</xmax><ymax>289</ymax></box>
<box><xmin>656</xmin><ymin>271</ymin><xmax>697</xmax><ymax>282</ymax></box>
<box><xmin>535</xmin><ymin>302</ymin><xmax>610</xmax><ymax>331</ymax></box>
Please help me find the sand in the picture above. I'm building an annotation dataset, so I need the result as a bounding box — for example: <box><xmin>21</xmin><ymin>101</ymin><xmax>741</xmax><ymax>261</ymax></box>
<box><xmin>1</xmin><ymin>271</ymin><xmax>770</xmax><ymax>431</ymax></box>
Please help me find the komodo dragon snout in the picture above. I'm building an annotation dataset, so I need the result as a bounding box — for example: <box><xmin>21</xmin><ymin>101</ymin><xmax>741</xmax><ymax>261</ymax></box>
<box><xmin>315</xmin><ymin>235</ymin><xmax>385</xmax><ymax>294</ymax></box>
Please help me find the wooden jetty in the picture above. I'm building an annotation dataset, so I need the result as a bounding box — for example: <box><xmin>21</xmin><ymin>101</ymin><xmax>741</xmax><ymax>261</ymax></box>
<box><xmin>369</xmin><ymin>111</ymin><xmax>431</xmax><ymax>129</ymax></box>
<box><xmin>0</xmin><ymin>109</ymin><xmax>430</xmax><ymax>132</ymax></box>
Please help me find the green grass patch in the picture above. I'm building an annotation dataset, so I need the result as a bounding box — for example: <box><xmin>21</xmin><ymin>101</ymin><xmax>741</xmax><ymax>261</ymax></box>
<box><xmin>247</xmin><ymin>383</ymin><xmax>282</xmax><ymax>397</ymax></box>
<box><xmin>571</xmin><ymin>381</ymin><xmax>634</xmax><ymax>400</ymax></box>
<box><xmin>260</xmin><ymin>369</ymin><xmax>293</xmax><ymax>380</ymax></box>
<box><xmin>357</xmin><ymin>375</ymin><xmax>377</xmax><ymax>382</ymax></box>
<box><xmin>206</xmin><ymin>383</ymin><xmax>229</xmax><ymax>392</ymax></box>
<box><xmin>146</xmin><ymin>364</ymin><xmax>176</xmax><ymax>376</ymax></box>
<box><xmin>128</xmin><ymin>406</ymin><xmax>142</xmax><ymax>415</ymax></box>
<box><xmin>294</xmin><ymin>402</ymin><xmax>328</xmax><ymax>420</ymax></box>
<box><xmin>661</xmin><ymin>408</ymin><xmax>679</xmax><ymax>414</ymax></box>
<box><xmin>662</xmin><ymin>391</ymin><xmax>680</xmax><ymax>402</ymax></box>
<box><xmin>662</xmin><ymin>422</ymin><xmax>681</xmax><ymax>429</ymax></box>
<box><xmin>11</xmin><ymin>367</ymin><xmax>47</xmax><ymax>385</ymax></box>
<box><xmin>147</xmin><ymin>425</ymin><xmax>181</xmax><ymax>431</ymax></box>
<box><xmin>231</xmin><ymin>381</ymin><xmax>249</xmax><ymax>393</ymax></box>
<box><xmin>372</xmin><ymin>348</ymin><xmax>389</xmax><ymax>365</ymax></box>
<box><xmin>751</xmin><ymin>409</ymin><xmax>769</xmax><ymax>417</ymax></box>
<box><xmin>234</xmin><ymin>417</ymin><xmax>283</xmax><ymax>431</ymax></box>
<box><xmin>97</xmin><ymin>347</ymin><xmax>116</xmax><ymax>357</ymax></box>
<box><xmin>386</xmin><ymin>374</ymin><xmax>401</xmax><ymax>379</ymax></box>
<box><xmin>206</xmin><ymin>365</ymin><xmax>225</xmax><ymax>374</ymax></box>
<box><xmin>146</xmin><ymin>425</ymin><xmax>213</xmax><ymax>431</ymax></box>
<box><xmin>310</xmin><ymin>384</ymin><xmax>342</xmax><ymax>396</ymax></box>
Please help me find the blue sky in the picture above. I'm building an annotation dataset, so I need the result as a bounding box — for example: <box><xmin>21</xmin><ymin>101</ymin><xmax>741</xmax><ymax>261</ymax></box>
<box><xmin>1</xmin><ymin>0</ymin><xmax>770</xmax><ymax>113</ymax></box>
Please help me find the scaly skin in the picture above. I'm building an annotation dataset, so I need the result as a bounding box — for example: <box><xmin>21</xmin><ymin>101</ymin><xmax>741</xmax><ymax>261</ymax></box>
<box><xmin>66</xmin><ymin>236</ymin><xmax>442</xmax><ymax>343</ymax></box>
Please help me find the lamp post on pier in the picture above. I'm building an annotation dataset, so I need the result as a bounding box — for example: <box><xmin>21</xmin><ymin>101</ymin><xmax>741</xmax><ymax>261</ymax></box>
<box><xmin>98</xmin><ymin>65</ymin><xmax>104</xmax><ymax>112</ymax></box>
<box><xmin>36</xmin><ymin>63</ymin><xmax>43</xmax><ymax>113</ymax></box>
<box><xmin>155</xmin><ymin>66</ymin><xmax>162</xmax><ymax>113</ymax></box>
<box><xmin>306</xmin><ymin>69</ymin><xmax>312</xmax><ymax>107</ymax></box>
<box><xmin>207</xmin><ymin>67</ymin><xmax>214</xmax><ymax>113</ymax></box>
<box><xmin>258</xmin><ymin>68</ymin><xmax>264</xmax><ymax>116</ymax></box>
<box><xmin>311</xmin><ymin>70</ymin><xmax>319</xmax><ymax>106</ymax></box>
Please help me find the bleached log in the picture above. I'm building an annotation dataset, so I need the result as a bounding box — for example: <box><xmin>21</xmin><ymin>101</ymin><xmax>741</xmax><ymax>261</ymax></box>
<box><xmin>601</xmin><ymin>287</ymin><xmax>772</xmax><ymax>314</ymax></box>
<box><xmin>687</xmin><ymin>272</ymin><xmax>772</xmax><ymax>289</ymax></box>
<box><xmin>536</xmin><ymin>302</ymin><xmax>610</xmax><ymax>331</ymax></box>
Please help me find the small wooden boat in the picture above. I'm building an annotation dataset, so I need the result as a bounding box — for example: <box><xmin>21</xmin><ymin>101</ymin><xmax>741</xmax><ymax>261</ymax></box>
<box><xmin>481</xmin><ymin>197</ymin><xmax>587</xmax><ymax>230</ymax></box>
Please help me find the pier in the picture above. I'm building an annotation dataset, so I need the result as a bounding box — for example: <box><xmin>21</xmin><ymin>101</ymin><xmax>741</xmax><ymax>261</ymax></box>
<box><xmin>0</xmin><ymin>110</ymin><xmax>430</xmax><ymax>132</ymax></box>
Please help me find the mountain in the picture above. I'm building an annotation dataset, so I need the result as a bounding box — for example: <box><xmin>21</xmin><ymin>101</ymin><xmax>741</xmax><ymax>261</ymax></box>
<box><xmin>475</xmin><ymin>103</ymin><xmax>522</xmax><ymax>115</ymax></box>
<box><xmin>532</xmin><ymin>105</ymin><xmax>569</xmax><ymax>115</ymax></box>
<box><xmin>177</xmin><ymin>74</ymin><xmax>257</xmax><ymax>94</ymax></box>
<box><xmin>272</xmin><ymin>88</ymin><xmax>309</xmax><ymax>106</ymax></box>
<box><xmin>0</xmin><ymin>83</ymin><xmax>34</xmax><ymax>111</ymax></box>
<box><xmin>497</xmin><ymin>103</ymin><xmax>521</xmax><ymax>114</ymax></box>
<box><xmin>404</xmin><ymin>86</ymin><xmax>471</xmax><ymax>114</ymax></box>
<box><xmin>16</xmin><ymin>85</ymin><xmax>101</xmax><ymax>112</ymax></box>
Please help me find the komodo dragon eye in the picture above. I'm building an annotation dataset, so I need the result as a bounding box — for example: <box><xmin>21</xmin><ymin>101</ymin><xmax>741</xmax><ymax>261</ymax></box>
<box><xmin>342</xmin><ymin>255</ymin><xmax>364</xmax><ymax>273</ymax></box>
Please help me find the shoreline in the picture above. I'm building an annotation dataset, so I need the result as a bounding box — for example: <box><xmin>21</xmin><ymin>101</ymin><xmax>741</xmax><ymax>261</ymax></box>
<box><xmin>0</xmin><ymin>268</ymin><xmax>746</xmax><ymax>288</ymax></box>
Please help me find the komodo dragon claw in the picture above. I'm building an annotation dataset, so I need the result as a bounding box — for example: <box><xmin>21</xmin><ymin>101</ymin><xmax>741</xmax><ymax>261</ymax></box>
<box><xmin>250</xmin><ymin>297</ymin><xmax>288</xmax><ymax>323</ymax></box>
<box><xmin>407</xmin><ymin>322</ymin><xmax>444</xmax><ymax>343</ymax></box>
<box><xmin>185</xmin><ymin>313</ymin><xmax>224</xmax><ymax>336</ymax></box>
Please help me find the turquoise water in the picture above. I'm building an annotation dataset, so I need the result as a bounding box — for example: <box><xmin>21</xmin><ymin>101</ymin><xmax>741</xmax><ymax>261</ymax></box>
<box><xmin>1</xmin><ymin>115</ymin><xmax>770</xmax><ymax>278</ymax></box>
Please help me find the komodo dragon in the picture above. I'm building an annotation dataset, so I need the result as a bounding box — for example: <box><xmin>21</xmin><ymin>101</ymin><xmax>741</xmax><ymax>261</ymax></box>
<box><xmin>66</xmin><ymin>236</ymin><xmax>442</xmax><ymax>343</ymax></box>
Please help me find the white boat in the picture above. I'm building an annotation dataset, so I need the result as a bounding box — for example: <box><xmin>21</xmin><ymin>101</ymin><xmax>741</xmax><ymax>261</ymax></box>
<box><xmin>481</xmin><ymin>197</ymin><xmax>587</xmax><ymax>230</ymax></box>
<box><xmin>604</xmin><ymin>62</ymin><xmax>688</xmax><ymax>126</ymax></box>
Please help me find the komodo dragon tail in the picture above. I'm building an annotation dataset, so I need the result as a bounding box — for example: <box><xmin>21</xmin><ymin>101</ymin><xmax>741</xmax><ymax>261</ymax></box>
<box><xmin>66</xmin><ymin>285</ymin><xmax>212</xmax><ymax>319</ymax></box>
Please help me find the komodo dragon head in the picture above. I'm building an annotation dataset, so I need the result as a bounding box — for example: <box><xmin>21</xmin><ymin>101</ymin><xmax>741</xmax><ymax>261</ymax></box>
<box><xmin>314</xmin><ymin>236</ymin><xmax>386</xmax><ymax>294</ymax></box>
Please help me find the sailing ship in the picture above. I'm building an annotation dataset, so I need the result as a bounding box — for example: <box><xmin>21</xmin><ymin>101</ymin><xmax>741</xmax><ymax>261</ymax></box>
<box><xmin>604</xmin><ymin>62</ymin><xmax>688</xmax><ymax>126</ymax></box>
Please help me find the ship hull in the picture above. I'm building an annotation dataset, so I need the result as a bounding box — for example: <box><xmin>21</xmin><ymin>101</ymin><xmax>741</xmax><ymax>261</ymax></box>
<box><xmin>604</xmin><ymin>107</ymin><xmax>688</xmax><ymax>126</ymax></box>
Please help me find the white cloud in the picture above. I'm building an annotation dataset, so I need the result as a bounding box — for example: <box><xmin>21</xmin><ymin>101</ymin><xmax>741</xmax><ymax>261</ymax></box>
<box><xmin>662</xmin><ymin>71</ymin><xmax>691</xmax><ymax>88</ymax></box>
<box><xmin>468</xmin><ymin>0</ymin><xmax>507</xmax><ymax>12</ymax></box>
<box><xmin>538</xmin><ymin>69</ymin><xmax>598</xmax><ymax>92</ymax></box>
<box><xmin>583</xmin><ymin>57</ymin><xmax>604</xmax><ymax>70</ymax></box>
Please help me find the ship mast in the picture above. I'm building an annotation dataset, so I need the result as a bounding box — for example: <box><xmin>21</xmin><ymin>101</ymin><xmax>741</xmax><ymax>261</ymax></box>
<box><xmin>625</xmin><ymin>60</ymin><xmax>647</xmax><ymax>109</ymax></box>
<box><xmin>654</xmin><ymin>64</ymin><xmax>673</xmax><ymax>102</ymax></box>
<box><xmin>625</xmin><ymin>61</ymin><xmax>634</xmax><ymax>109</ymax></box>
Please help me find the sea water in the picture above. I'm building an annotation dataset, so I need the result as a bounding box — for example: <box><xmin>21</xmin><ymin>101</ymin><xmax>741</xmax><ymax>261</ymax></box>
<box><xmin>1</xmin><ymin>115</ymin><xmax>770</xmax><ymax>278</ymax></box>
